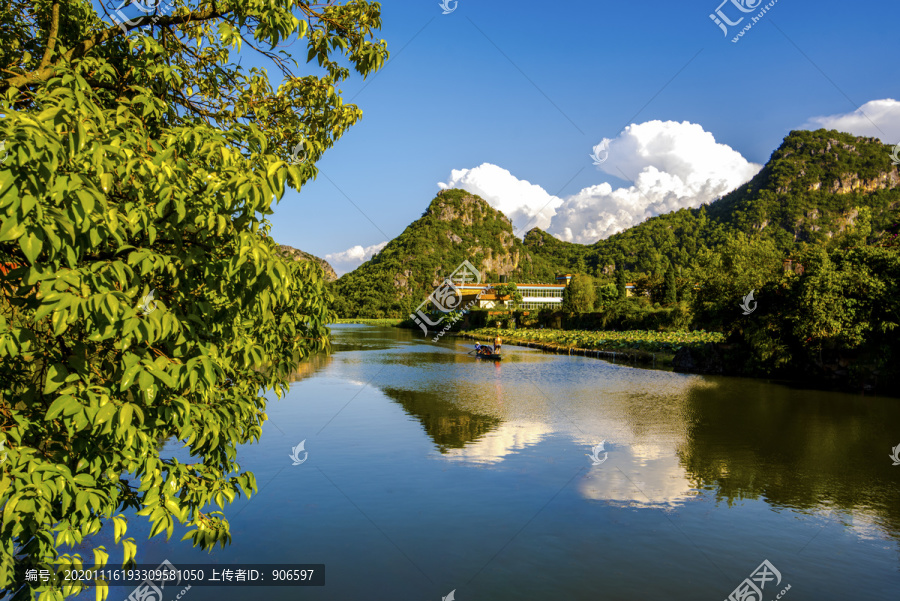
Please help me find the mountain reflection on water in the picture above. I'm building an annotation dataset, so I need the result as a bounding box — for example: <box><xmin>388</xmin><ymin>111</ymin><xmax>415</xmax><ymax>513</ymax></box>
<box><xmin>121</xmin><ymin>324</ymin><xmax>899</xmax><ymax>601</ymax></box>
<box><xmin>331</xmin><ymin>324</ymin><xmax>900</xmax><ymax>539</ymax></box>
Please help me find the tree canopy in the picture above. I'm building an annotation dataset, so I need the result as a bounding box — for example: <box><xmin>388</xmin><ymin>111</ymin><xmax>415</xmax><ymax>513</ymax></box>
<box><xmin>664</xmin><ymin>267</ymin><xmax>677</xmax><ymax>305</ymax></box>
<box><xmin>710</xmin><ymin>244</ymin><xmax>900</xmax><ymax>385</ymax></box>
<box><xmin>0</xmin><ymin>0</ymin><xmax>387</xmax><ymax>598</ymax></box>
<box><xmin>615</xmin><ymin>264</ymin><xmax>626</xmax><ymax>300</ymax></box>
<box><xmin>493</xmin><ymin>283</ymin><xmax>522</xmax><ymax>309</ymax></box>
<box><xmin>561</xmin><ymin>273</ymin><xmax>595</xmax><ymax>313</ymax></box>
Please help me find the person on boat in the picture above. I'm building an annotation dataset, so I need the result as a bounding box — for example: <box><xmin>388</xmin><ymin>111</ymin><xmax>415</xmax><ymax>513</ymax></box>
<box><xmin>493</xmin><ymin>334</ymin><xmax>502</xmax><ymax>354</ymax></box>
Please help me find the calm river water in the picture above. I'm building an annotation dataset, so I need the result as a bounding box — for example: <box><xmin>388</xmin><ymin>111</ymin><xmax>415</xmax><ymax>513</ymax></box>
<box><xmin>104</xmin><ymin>324</ymin><xmax>900</xmax><ymax>600</ymax></box>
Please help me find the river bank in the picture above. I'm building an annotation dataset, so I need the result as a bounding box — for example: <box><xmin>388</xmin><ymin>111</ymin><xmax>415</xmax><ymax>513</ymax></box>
<box><xmin>455</xmin><ymin>330</ymin><xmax>674</xmax><ymax>367</ymax></box>
<box><xmin>332</xmin><ymin>318</ymin><xmax>404</xmax><ymax>326</ymax></box>
<box><xmin>453</xmin><ymin>327</ymin><xmax>895</xmax><ymax>396</ymax></box>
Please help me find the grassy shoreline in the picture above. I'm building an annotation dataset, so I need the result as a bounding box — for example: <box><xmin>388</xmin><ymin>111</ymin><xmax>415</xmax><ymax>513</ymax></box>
<box><xmin>457</xmin><ymin>327</ymin><xmax>724</xmax><ymax>367</ymax></box>
<box><xmin>331</xmin><ymin>318</ymin><xmax>404</xmax><ymax>326</ymax></box>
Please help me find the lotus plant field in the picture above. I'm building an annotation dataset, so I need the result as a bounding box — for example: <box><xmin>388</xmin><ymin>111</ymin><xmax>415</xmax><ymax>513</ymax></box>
<box><xmin>333</xmin><ymin>318</ymin><xmax>404</xmax><ymax>326</ymax></box>
<box><xmin>467</xmin><ymin>328</ymin><xmax>724</xmax><ymax>354</ymax></box>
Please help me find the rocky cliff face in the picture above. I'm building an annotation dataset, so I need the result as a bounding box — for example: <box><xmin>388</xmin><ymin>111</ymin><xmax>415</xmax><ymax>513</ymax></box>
<box><xmin>419</xmin><ymin>190</ymin><xmax>527</xmax><ymax>284</ymax></box>
<box><xmin>276</xmin><ymin>244</ymin><xmax>337</xmax><ymax>282</ymax></box>
<box><xmin>811</xmin><ymin>170</ymin><xmax>900</xmax><ymax>194</ymax></box>
<box><xmin>706</xmin><ymin>129</ymin><xmax>900</xmax><ymax>241</ymax></box>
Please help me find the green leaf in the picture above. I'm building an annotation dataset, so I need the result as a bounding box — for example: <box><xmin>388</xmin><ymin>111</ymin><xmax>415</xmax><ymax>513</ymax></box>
<box><xmin>43</xmin><ymin>363</ymin><xmax>70</xmax><ymax>395</ymax></box>
<box><xmin>73</xmin><ymin>473</ymin><xmax>96</xmax><ymax>486</ymax></box>
<box><xmin>46</xmin><ymin>395</ymin><xmax>78</xmax><ymax>420</ymax></box>
<box><xmin>99</xmin><ymin>173</ymin><xmax>114</xmax><ymax>192</ymax></box>
<box><xmin>76</xmin><ymin>188</ymin><xmax>96</xmax><ymax>215</ymax></box>
<box><xmin>149</xmin><ymin>516</ymin><xmax>167</xmax><ymax>538</ymax></box>
<box><xmin>95</xmin><ymin>402</ymin><xmax>116</xmax><ymax>425</ymax></box>
<box><xmin>113</xmin><ymin>515</ymin><xmax>127</xmax><ymax>543</ymax></box>
<box><xmin>138</xmin><ymin>370</ymin><xmax>153</xmax><ymax>397</ymax></box>
<box><xmin>93</xmin><ymin>547</ymin><xmax>109</xmax><ymax>569</ymax></box>
<box><xmin>118</xmin><ymin>404</ymin><xmax>133</xmax><ymax>429</ymax></box>
<box><xmin>51</xmin><ymin>309</ymin><xmax>69</xmax><ymax>336</ymax></box>
<box><xmin>122</xmin><ymin>539</ymin><xmax>137</xmax><ymax>568</ymax></box>
<box><xmin>120</xmin><ymin>364</ymin><xmax>141</xmax><ymax>390</ymax></box>
<box><xmin>0</xmin><ymin>216</ymin><xmax>26</xmax><ymax>241</ymax></box>
<box><xmin>19</xmin><ymin>232</ymin><xmax>42</xmax><ymax>263</ymax></box>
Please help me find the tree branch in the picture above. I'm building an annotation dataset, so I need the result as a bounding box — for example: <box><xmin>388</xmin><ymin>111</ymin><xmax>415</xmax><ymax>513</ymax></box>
<box><xmin>38</xmin><ymin>2</ymin><xmax>61</xmax><ymax>70</ymax></box>
<box><xmin>5</xmin><ymin>1</ymin><xmax>356</xmax><ymax>92</ymax></box>
<box><xmin>5</xmin><ymin>5</ymin><xmax>227</xmax><ymax>89</ymax></box>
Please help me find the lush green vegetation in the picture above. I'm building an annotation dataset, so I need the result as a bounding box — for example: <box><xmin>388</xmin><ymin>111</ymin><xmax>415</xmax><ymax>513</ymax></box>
<box><xmin>331</xmin><ymin>189</ymin><xmax>558</xmax><ymax>318</ymax></box>
<box><xmin>467</xmin><ymin>327</ymin><xmax>724</xmax><ymax>354</ymax></box>
<box><xmin>518</xmin><ymin>130</ymin><xmax>900</xmax><ymax>283</ymax></box>
<box><xmin>277</xmin><ymin>245</ymin><xmax>338</xmax><ymax>282</ymax></box>
<box><xmin>334</xmin><ymin>130</ymin><xmax>899</xmax><ymax>323</ymax></box>
<box><xmin>561</xmin><ymin>273</ymin><xmax>595</xmax><ymax>313</ymax></box>
<box><xmin>524</xmin><ymin>207</ymin><xmax>728</xmax><ymax>285</ymax></box>
<box><xmin>564</xmin><ymin>299</ymin><xmax>693</xmax><ymax>332</ymax></box>
<box><xmin>691</xmin><ymin>232</ymin><xmax>785</xmax><ymax>331</ymax></box>
<box><xmin>322</xmin><ymin>118</ymin><xmax>898</xmax><ymax>391</ymax></box>
<box><xmin>521</xmin><ymin>228</ymin><xmax>587</xmax><ymax>273</ymax></box>
<box><xmin>0</xmin><ymin>0</ymin><xmax>386</xmax><ymax>597</ymax></box>
<box><xmin>492</xmin><ymin>283</ymin><xmax>523</xmax><ymax>308</ymax></box>
<box><xmin>693</xmin><ymin>243</ymin><xmax>900</xmax><ymax>386</ymax></box>
<box><xmin>664</xmin><ymin>268</ymin><xmax>677</xmax><ymax>305</ymax></box>
<box><xmin>526</xmin><ymin>232</ymin><xmax>900</xmax><ymax>389</ymax></box>
<box><xmin>615</xmin><ymin>264</ymin><xmax>626</xmax><ymax>299</ymax></box>
<box><xmin>708</xmin><ymin>130</ymin><xmax>900</xmax><ymax>238</ymax></box>
<box><xmin>333</xmin><ymin>318</ymin><xmax>403</xmax><ymax>326</ymax></box>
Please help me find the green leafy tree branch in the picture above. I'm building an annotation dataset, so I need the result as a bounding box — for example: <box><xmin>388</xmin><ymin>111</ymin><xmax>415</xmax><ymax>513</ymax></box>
<box><xmin>0</xmin><ymin>0</ymin><xmax>387</xmax><ymax>598</ymax></box>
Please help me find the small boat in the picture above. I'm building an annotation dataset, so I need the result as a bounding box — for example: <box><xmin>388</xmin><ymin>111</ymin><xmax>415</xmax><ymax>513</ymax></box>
<box><xmin>474</xmin><ymin>351</ymin><xmax>502</xmax><ymax>360</ymax></box>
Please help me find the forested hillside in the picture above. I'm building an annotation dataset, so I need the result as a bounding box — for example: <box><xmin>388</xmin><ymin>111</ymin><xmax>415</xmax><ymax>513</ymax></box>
<box><xmin>522</xmin><ymin>129</ymin><xmax>900</xmax><ymax>278</ymax></box>
<box><xmin>708</xmin><ymin>129</ymin><xmax>899</xmax><ymax>239</ymax></box>
<box><xmin>334</xmin><ymin>130</ymin><xmax>899</xmax><ymax>327</ymax></box>
<box><xmin>331</xmin><ymin>189</ymin><xmax>558</xmax><ymax>317</ymax></box>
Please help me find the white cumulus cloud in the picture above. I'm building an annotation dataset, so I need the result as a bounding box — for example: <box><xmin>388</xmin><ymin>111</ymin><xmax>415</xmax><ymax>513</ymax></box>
<box><xmin>438</xmin><ymin>120</ymin><xmax>762</xmax><ymax>244</ymax></box>
<box><xmin>803</xmin><ymin>99</ymin><xmax>900</xmax><ymax>143</ymax></box>
<box><xmin>325</xmin><ymin>241</ymin><xmax>387</xmax><ymax>276</ymax></box>
<box><xmin>553</xmin><ymin>120</ymin><xmax>762</xmax><ymax>242</ymax></box>
<box><xmin>437</xmin><ymin>163</ymin><xmax>563</xmax><ymax>234</ymax></box>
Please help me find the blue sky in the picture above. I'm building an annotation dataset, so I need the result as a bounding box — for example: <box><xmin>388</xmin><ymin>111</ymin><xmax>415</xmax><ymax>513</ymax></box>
<box><xmin>126</xmin><ymin>0</ymin><xmax>900</xmax><ymax>273</ymax></box>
